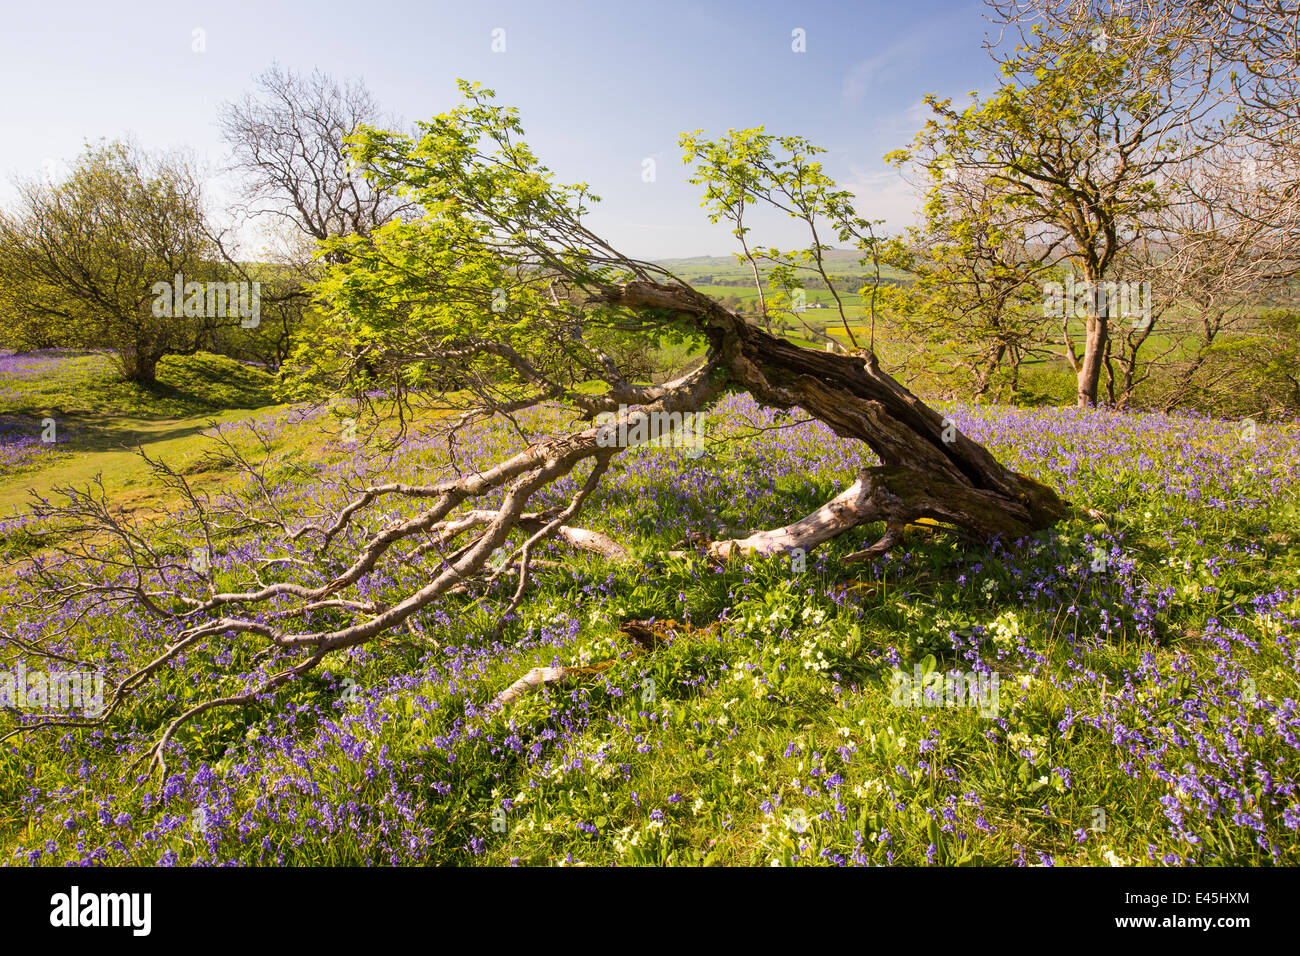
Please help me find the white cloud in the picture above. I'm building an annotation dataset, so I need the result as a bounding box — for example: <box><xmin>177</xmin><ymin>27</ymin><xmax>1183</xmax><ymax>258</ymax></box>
<box><xmin>842</xmin><ymin>51</ymin><xmax>896</xmax><ymax>106</ymax></box>
<box><xmin>841</xmin><ymin>15</ymin><xmax>966</xmax><ymax>106</ymax></box>
<box><xmin>843</xmin><ymin>164</ymin><xmax>924</xmax><ymax>235</ymax></box>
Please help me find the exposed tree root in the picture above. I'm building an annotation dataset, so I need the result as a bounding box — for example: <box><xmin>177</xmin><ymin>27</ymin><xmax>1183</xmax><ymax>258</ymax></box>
<box><xmin>492</xmin><ymin>618</ymin><xmax>694</xmax><ymax>708</ymax></box>
<box><xmin>493</xmin><ymin>666</ymin><xmax>570</xmax><ymax>708</ymax></box>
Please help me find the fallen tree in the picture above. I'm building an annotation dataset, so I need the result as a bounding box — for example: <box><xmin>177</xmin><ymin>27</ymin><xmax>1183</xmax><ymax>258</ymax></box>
<box><xmin>597</xmin><ymin>280</ymin><xmax>1066</xmax><ymax>560</ymax></box>
<box><xmin>4</xmin><ymin>83</ymin><xmax>1065</xmax><ymax>777</ymax></box>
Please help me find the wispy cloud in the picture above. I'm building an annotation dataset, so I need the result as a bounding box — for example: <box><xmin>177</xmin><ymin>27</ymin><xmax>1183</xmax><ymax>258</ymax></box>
<box><xmin>841</xmin><ymin>13</ymin><xmax>969</xmax><ymax>106</ymax></box>
<box><xmin>842</xmin><ymin>50</ymin><xmax>898</xmax><ymax>106</ymax></box>
<box><xmin>843</xmin><ymin>164</ymin><xmax>924</xmax><ymax>235</ymax></box>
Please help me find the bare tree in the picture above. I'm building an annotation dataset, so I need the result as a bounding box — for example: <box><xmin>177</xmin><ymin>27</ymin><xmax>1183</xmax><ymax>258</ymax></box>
<box><xmin>214</xmin><ymin>66</ymin><xmax>417</xmax><ymax>371</ymax></box>
<box><xmin>218</xmin><ymin>64</ymin><xmax>414</xmax><ymax>253</ymax></box>
<box><xmin>1207</xmin><ymin>1</ymin><xmax>1300</xmax><ymax>265</ymax></box>
<box><xmin>1114</xmin><ymin>144</ymin><xmax>1292</xmax><ymax>409</ymax></box>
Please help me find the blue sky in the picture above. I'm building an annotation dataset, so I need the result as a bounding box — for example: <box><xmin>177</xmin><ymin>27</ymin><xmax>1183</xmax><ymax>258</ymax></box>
<box><xmin>0</xmin><ymin>0</ymin><xmax>1006</xmax><ymax>258</ymax></box>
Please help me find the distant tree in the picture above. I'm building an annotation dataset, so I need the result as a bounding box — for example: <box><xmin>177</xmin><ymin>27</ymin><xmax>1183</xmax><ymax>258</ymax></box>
<box><xmin>1206</xmin><ymin>309</ymin><xmax>1300</xmax><ymax>418</ymax></box>
<box><xmin>894</xmin><ymin>7</ymin><xmax>1224</xmax><ymax>406</ymax></box>
<box><xmin>978</xmin><ymin>0</ymin><xmax>1300</xmax><ymax>414</ymax></box>
<box><xmin>219</xmin><ymin>65</ymin><xmax>413</xmax><ymax>252</ymax></box>
<box><xmin>995</xmin><ymin>1</ymin><xmax>1300</xmax><ymax>265</ymax></box>
<box><xmin>878</xmin><ymin>159</ymin><xmax>1051</xmax><ymax>399</ymax></box>
<box><xmin>1110</xmin><ymin>143</ymin><xmax>1292</xmax><ymax>410</ymax></box>
<box><xmin>1216</xmin><ymin>1</ymin><xmax>1300</xmax><ymax>263</ymax></box>
<box><xmin>0</xmin><ymin>141</ymin><xmax>226</xmax><ymax>384</ymax></box>
<box><xmin>217</xmin><ymin>65</ymin><xmax>417</xmax><ymax>375</ymax></box>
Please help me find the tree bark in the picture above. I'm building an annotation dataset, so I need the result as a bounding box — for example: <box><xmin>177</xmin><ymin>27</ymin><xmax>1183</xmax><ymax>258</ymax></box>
<box><xmin>599</xmin><ymin>280</ymin><xmax>1068</xmax><ymax>555</ymax></box>
<box><xmin>1075</xmin><ymin>279</ymin><xmax>1110</xmax><ymax>408</ymax></box>
<box><xmin>121</xmin><ymin>348</ymin><xmax>160</xmax><ymax>386</ymax></box>
<box><xmin>1075</xmin><ymin>314</ymin><xmax>1105</xmax><ymax>407</ymax></box>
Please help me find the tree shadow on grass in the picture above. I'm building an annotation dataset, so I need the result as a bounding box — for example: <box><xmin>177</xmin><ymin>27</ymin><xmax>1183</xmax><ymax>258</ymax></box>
<box><xmin>0</xmin><ymin>409</ymin><xmax>230</xmax><ymax>456</ymax></box>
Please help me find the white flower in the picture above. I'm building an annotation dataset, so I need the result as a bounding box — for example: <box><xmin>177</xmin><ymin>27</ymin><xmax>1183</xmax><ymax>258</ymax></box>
<box><xmin>990</xmin><ymin>611</ymin><xmax>1022</xmax><ymax>648</ymax></box>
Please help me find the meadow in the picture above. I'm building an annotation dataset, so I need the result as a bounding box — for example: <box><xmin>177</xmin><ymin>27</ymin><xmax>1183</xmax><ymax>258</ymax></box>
<box><xmin>1</xmin><ymin>350</ymin><xmax>1298</xmax><ymax>866</ymax></box>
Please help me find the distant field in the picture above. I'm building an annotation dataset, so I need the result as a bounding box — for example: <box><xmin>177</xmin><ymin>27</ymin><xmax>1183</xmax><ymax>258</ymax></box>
<box><xmin>655</xmin><ymin>250</ymin><xmax>912</xmax><ymax>285</ymax></box>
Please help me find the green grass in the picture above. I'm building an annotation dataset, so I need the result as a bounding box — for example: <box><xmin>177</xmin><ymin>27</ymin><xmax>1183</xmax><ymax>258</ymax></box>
<box><xmin>1</xmin><ymin>381</ymin><xmax>1297</xmax><ymax>866</ymax></box>
<box><xmin>0</xmin><ymin>351</ymin><xmax>276</xmax><ymax>419</ymax></box>
<box><xmin>0</xmin><ymin>351</ymin><xmax>282</xmax><ymax>515</ymax></box>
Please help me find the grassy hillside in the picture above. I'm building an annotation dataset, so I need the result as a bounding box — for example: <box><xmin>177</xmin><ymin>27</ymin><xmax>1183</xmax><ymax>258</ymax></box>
<box><xmin>2</xmin><ymin>357</ymin><xmax>1298</xmax><ymax>866</ymax></box>
<box><xmin>0</xmin><ymin>350</ymin><xmax>282</xmax><ymax>515</ymax></box>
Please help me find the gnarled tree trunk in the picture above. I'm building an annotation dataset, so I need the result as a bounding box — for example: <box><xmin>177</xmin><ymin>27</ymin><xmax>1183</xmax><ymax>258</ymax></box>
<box><xmin>600</xmin><ymin>280</ymin><xmax>1067</xmax><ymax>558</ymax></box>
